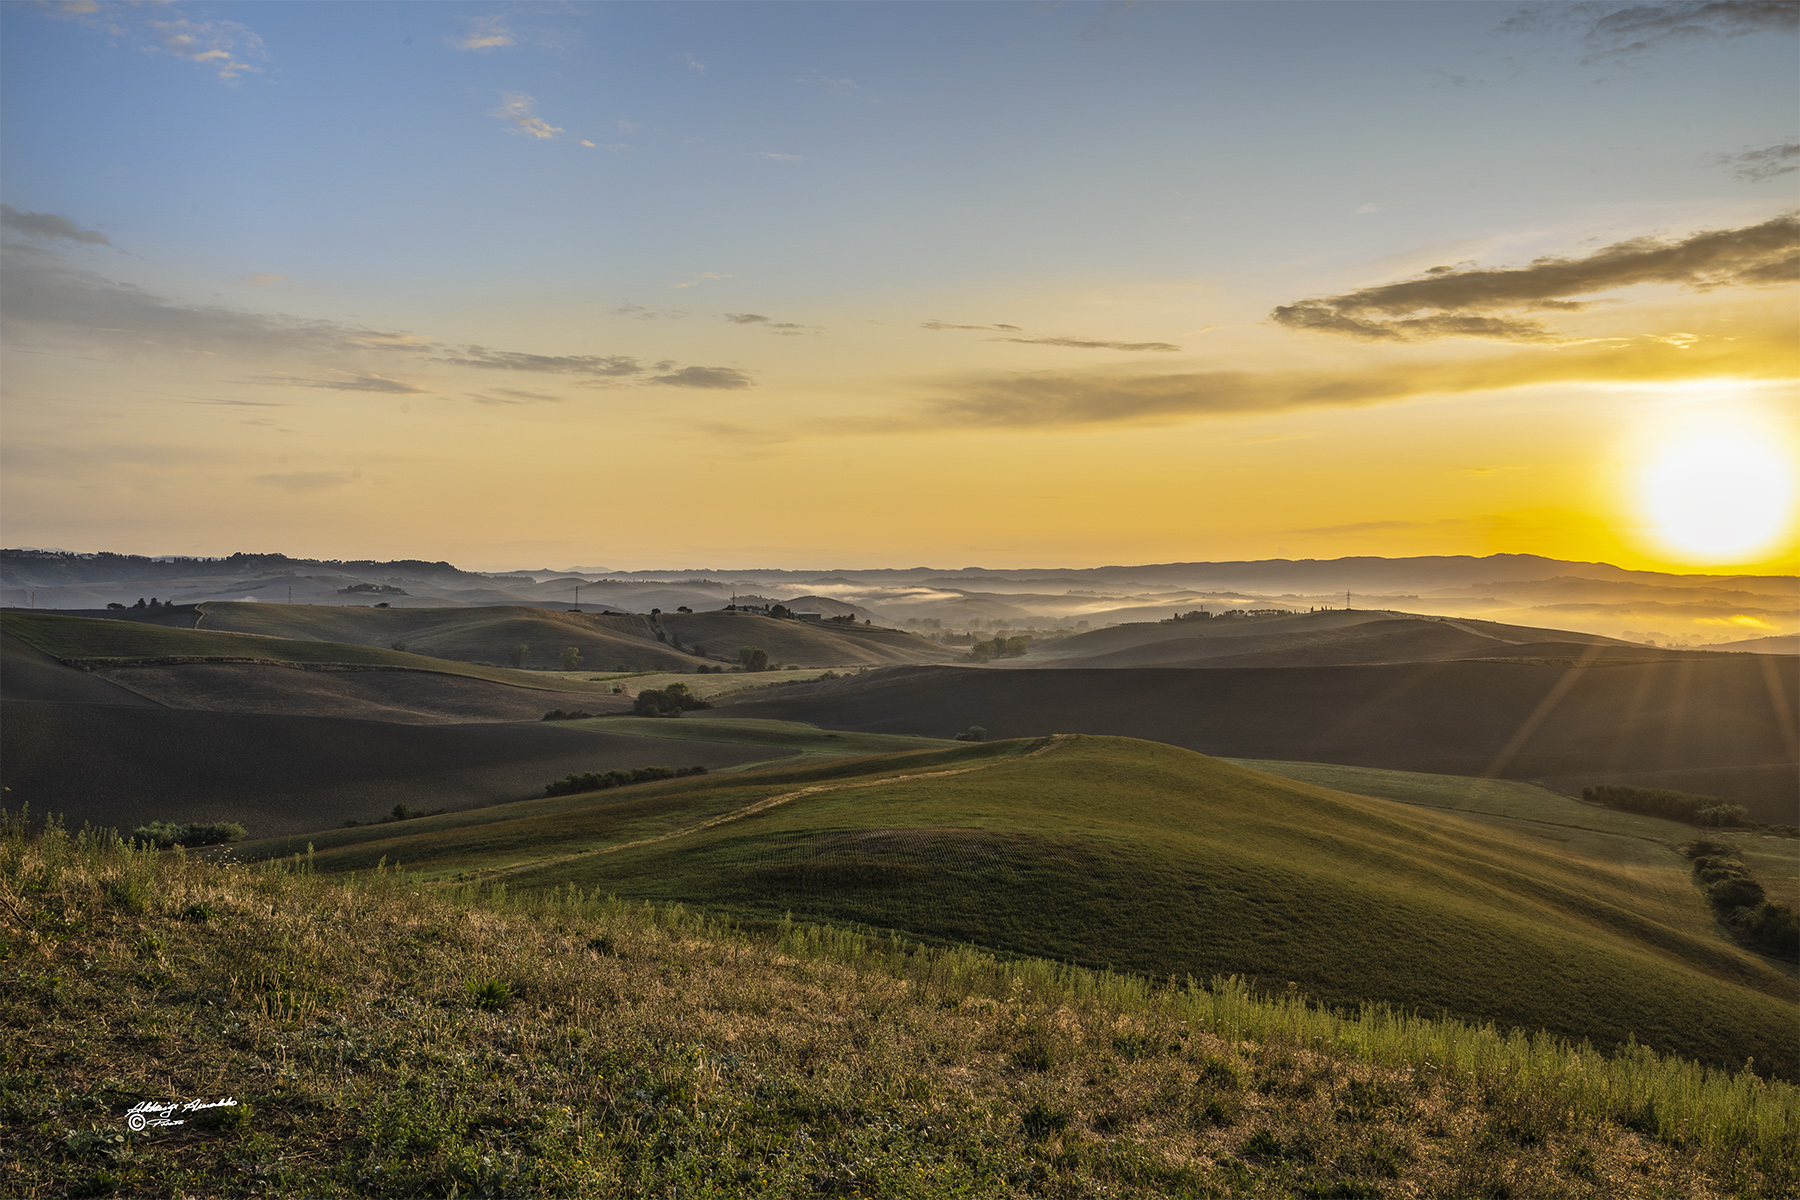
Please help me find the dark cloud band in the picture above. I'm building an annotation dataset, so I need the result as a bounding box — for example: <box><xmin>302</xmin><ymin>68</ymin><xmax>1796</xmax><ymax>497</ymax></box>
<box><xmin>1271</xmin><ymin>214</ymin><xmax>1799</xmax><ymax>341</ymax></box>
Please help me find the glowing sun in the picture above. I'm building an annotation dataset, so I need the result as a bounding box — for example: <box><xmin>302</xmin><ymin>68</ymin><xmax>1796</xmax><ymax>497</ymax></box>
<box><xmin>1636</xmin><ymin>427</ymin><xmax>1797</xmax><ymax>562</ymax></box>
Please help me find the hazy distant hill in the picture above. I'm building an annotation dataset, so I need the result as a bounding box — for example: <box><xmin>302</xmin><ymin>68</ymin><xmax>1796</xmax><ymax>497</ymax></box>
<box><xmin>7</xmin><ymin>550</ymin><xmax>1791</xmax><ymax>650</ymax></box>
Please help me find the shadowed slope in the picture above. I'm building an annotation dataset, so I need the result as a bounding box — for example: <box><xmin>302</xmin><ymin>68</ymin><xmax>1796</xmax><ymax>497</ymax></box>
<box><xmin>0</xmin><ymin>701</ymin><xmax>785</xmax><ymax>836</ymax></box>
<box><xmin>718</xmin><ymin>660</ymin><xmax>1800</xmax><ymax>819</ymax></box>
<box><xmin>0</xmin><ymin>632</ymin><xmax>157</xmax><ymax>706</ymax></box>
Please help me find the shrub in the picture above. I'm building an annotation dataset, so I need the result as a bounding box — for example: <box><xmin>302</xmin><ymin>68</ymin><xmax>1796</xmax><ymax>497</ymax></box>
<box><xmin>560</xmin><ymin>646</ymin><xmax>583</xmax><ymax>670</ymax></box>
<box><xmin>541</xmin><ymin>709</ymin><xmax>596</xmax><ymax>721</ymax></box>
<box><xmin>954</xmin><ymin>726</ymin><xmax>987</xmax><ymax>742</ymax></box>
<box><xmin>1681</xmin><ymin>839</ymin><xmax>1797</xmax><ymax>961</ymax></box>
<box><xmin>633</xmin><ymin>683</ymin><xmax>710</xmax><ymax>717</ymax></box>
<box><xmin>738</xmin><ymin>646</ymin><xmax>770</xmax><ymax>672</ymax></box>
<box><xmin>543</xmin><ymin>765</ymin><xmax>708</xmax><ymax>798</ymax></box>
<box><xmin>1584</xmin><ymin>785</ymin><xmax>1743</xmax><ymax>826</ymax></box>
<box><xmin>509</xmin><ymin>643</ymin><xmax>529</xmax><ymax>668</ymax></box>
<box><xmin>131</xmin><ymin>821</ymin><xmax>246</xmax><ymax>849</ymax></box>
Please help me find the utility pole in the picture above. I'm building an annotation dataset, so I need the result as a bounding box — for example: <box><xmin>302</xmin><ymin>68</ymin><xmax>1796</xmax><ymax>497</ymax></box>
<box><xmin>1345</xmin><ymin>589</ymin><xmax>1351</xmax><ymax>611</ymax></box>
<box><xmin>575</xmin><ymin>583</ymin><xmax>581</xmax><ymax>609</ymax></box>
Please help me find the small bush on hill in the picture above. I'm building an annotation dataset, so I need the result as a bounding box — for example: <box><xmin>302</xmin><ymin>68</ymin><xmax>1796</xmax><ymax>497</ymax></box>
<box><xmin>1584</xmin><ymin>785</ymin><xmax>1748</xmax><ymax>827</ymax></box>
<box><xmin>543</xmin><ymin>765</ymin><xmax>709</xmax><ymax>797</ymax></box>
<box><xmin>130</xmin><ymin>821</ymin><xmax>246</xmax><ymax>849</ymax></box>
<box><xmin>633</xmin><ymin>683</ymin><xmax>710</xmax><ymax>717</ymax></box>
<box><xmin>739</xmin><ymin>645</ymin><xmax>770</xmax><ymax>672</ymax></box>
<box><xmin>1681</xmin><ymin>841</ymin><xmax>1799</xmax><ymax>961</ymax></box>
<box><xmin>968</xmin><ymin>635</ymin><xmax>1031</xmax><ymax>663</ymax></box>
<box><xmin>954</xmin><ymin>725</ymin><xmax>988</xmax><ymax>742</ymax></box>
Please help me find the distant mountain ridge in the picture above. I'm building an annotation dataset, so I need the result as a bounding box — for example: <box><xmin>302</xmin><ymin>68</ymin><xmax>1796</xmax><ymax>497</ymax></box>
<box><xmin>3</xmin><ymin>548</ymin><xmax>1792</xmax><ymax>647</ymax></box>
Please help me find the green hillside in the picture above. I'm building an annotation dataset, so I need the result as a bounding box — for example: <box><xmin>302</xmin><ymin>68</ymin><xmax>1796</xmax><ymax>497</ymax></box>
<box><xmin>10</xmin><ymin>822</ymin><xmax>1796</xmax><ymax>1198</ymax></box>
<box><xmin>244</xmin><ymin>734</ymin><xmax>1800</xmax><ymax>1077</ymax></box>
<box><xmin>0</xmin><ymin>611</ymin><xmax>614</xmax><ymax>694</ymax></box>
<box><xmin>1235</xmin><ymin>758</ymin><xmax>1800</xmax><ymax>909</ymax></box>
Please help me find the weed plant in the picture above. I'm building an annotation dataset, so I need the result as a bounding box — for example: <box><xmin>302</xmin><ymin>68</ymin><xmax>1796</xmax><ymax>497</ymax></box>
<box><xmin>2</xmin><ymin>810</ymin><xmax>1796</xmax><ymax>1197</ymax></box>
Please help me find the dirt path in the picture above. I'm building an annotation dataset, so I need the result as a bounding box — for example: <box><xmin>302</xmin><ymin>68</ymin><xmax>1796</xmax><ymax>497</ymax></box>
<box><xmin>480</xmin><ymin>733</ymin><xmax>1076</xmax><ymax>882</ymax></box>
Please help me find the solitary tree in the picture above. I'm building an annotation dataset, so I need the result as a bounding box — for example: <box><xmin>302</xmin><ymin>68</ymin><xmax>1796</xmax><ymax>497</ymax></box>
<box><xmin>560</xmin><ymin>646</ymin><xmax>583</xmax><ymax>671</ymax></box>
<box><xmin>738</xmin><ymin>645</ymin><xmax>770</xmax><ymax>672</ymax></box>
<box><xmin>510</xmin><ymin>643</ymin><xmax>530</xmax><ymax>668</ymax></box>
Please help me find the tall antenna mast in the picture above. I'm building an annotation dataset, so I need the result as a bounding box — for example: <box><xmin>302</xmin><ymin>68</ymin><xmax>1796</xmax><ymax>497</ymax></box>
<box><xmin>1345</xmin><ymin>589</ymin><xmax>1351</xmax><ymax>611</ymax></box>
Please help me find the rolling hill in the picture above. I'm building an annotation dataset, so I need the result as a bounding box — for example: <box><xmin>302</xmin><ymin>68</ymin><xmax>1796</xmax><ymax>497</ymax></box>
<box><xmin>0</xmin><ymin>625</ymin><xmax>794</xmax><ymax>837</ymax></box>
<box><xmin>17</xmin><ymin>601</ymin><xmax>963</xmax><ymax>672</ymax></box>
<box><xmin>236</xmin><ymin>735</ymin><xmax>1799</xmax><ymax>1078</ymax></box>
<box><xmin>1016</xmin><ymin>609</ymin><xmax>1665</xmax><ymax>670</ymax></box>
<box><xmin>716</xmin><ymin>659</ymin><xmax>1800</xmax><ymax>821</ymax></box>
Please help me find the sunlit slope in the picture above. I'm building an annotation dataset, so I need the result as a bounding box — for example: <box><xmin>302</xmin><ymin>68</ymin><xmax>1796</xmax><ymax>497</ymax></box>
<box><xmin>659</xmin><ymin>610</ymin><xmax>964</xmax><ymax>666</ymax></box>
<box><xmin>1023</xmin><ymin>610</ymin><xmax>1652</xmax><ymax>669</ymax></box>
<box><xmin>241</xmin><ymin>741</ymin><xmax>1015</xmax><ymax>875</ymax></box>
<box><xmin>256</xmin><ymin>734</ymin><xmax>1800</xmax><ymax>1075</ymax></box>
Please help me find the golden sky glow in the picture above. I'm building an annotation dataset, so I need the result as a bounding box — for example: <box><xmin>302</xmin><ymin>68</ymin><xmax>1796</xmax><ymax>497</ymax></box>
<box><xmin>1</xmin><ymin>2</ymin><xmax>1796</xmax><ymax>575</ymax></box>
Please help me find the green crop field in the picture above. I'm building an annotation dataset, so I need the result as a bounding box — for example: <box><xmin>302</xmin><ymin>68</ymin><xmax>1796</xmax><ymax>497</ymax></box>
<box><xmin>1235</xmin><ymin>758</ymin><xmax>1800</xmax><ymax>908</ymax></box>
<box><xmin>0</xmin><ymin>611</ymin><xmax>616</xmax><ymax>694</ymax></box>
<box><xmin>242</xmin><ymin>734</ymin><xmax>1800</xmax><ymax>1078</ymax></box>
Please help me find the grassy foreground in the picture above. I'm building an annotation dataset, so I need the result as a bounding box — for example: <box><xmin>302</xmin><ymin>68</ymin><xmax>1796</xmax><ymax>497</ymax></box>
<box><xmin>5</xmin><ymin>818</ymin><xmax>1798</xmax><ymax>1197</ymax></box>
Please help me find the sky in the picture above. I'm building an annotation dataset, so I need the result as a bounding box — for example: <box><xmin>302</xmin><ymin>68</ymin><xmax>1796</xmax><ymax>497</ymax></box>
<box><xmin>1</xmin><ymin>0</ymin><xmax>1796</xmax><ymax>573</ymax></box>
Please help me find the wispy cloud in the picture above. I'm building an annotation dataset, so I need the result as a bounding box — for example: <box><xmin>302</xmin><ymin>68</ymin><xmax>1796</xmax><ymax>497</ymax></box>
<box><xmin>1716</xmin><ymin>142</ymin><xmax>1800</xmax><ymax>182</ymax></box>
<box><xmin>468</xmin><ymin>388</ymin><xmax>562</xmax><ymax>406</ymax></box>
<box><xmin>491</xmin><ymin>93</ymin><xmax>563</xmax><ymax>140</ymax></box>
<box><xmin>1503</xmin><ymin>1</ymin><xmax>1798</xmax><ymax>63</ymax></box>
<box><xmin>443</xmin><ymin>347</ymin><xmax>642</xmax><ymax>376</ymax></box>
<box><xmin>912</xmin><ymin>330</ymin><xmax>1794</xmax><ymax>429</ymax></box>
<box><xmin>2</xmin><ymin>252</ymin><xmax>757</xmax><ymax>392</ymax></box>
<box><xmin>922</xmin><ymin>320</ymin><xmax>1023</xmax><ymax>332</ymax></box>
<box><xmin>41</xmin><ymin>2</ymin><xmax>268</xmax><ymax>83</ymax></box>
<box><xmin>450</xmin><ymin>13</ymin><xmax>514</xmax><ymax>51</ymax></box>
<box><xmin>0</xmin><ymin>205</ymin><xmax>110</xmax><ymax>246</ymax></box>
<box><xmin>649</xmin><ymin>365</ymin><xmax>753</xmax><ymax>389</ymax></box>
<box><xmin>1270</xmin><ymin>213</ymin><xmax>1800</xmax><ymax>341</ymax></box>
<box><xmin>0</xmin><ymin>251</ymin><xmax>425</xmax><ymax>360</ymax></box>
<box><xmin>241</xmin><ymin>272</ymin><xmax>284</xmax><ymax>286</ymax></box>
<box><xmin>250</xmin><ymin>374</ymin><xmax>427</xmax><ymax>394</ymax></box>
<box><xmin>681</xmin><ymin>52</ymin><xmax>706</xmax><ymax>74</ymax></box>
<box><xmin>613</xmin><ymin>302</ymin><xmax>684</xmax><ymax>320</ymax></box>
<box><xmin>991</xmin><ymin>336</ymin><xmax>1181</xmax><ymax>352</ymax></box>
<box><xmin>798</xmin><ymin>73</ymin><xmax>878</xmax><ymax>102</ymax></box>
<box><xmin>672</xmin><ymin>272</ymin><xmax>733</xmax><ymax>289</ymax></box>
<box><xmin>755</xmin><ymin>152</ymin><xmax>805</xmax><ymax>163</ymax></box>
<box><xmin>147</xmin><ymin>16</ymin><xmax>266</xmax><ymax>82</ymax></box>
<box><xmin>724</xmin><ymin>312</ymin><xmax>814</xmax><ymax>335</ymax></box>
<box><xmin>252</xmin><ymin>471</ymin><xmax>357</xmax><ymax>493</ymax></box>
